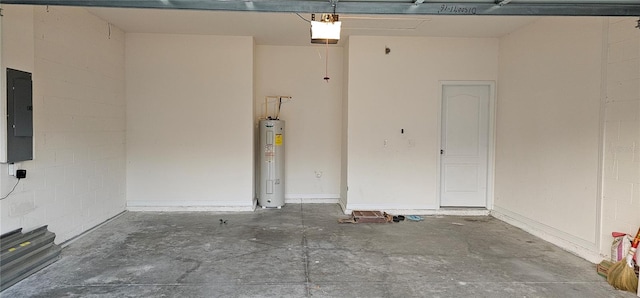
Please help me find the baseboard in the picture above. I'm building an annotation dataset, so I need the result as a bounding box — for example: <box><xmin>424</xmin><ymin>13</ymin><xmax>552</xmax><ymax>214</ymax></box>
<box><xmin>60</xmin><ymin>210</ymin><xmax>127</xmax><ymax>247</ymax></box>
<box><xmin>390</xmin><ymin>209</ymin><xmax>490</xmax><ymax>216</ymax></box>
<box><xmin>284</xmin><ymin>194</ymin><xmax>340</xmax><ymax>204</ymax></box>
<box><xmin>127</xmin><ymin>197</ymin><xmax>338</xmax><ymax>211</ymax></box>
<box><xmin>285</xmin><ymin>194</ymin><xmax>340</xmax><ymax>200</ymax></box>
<box><xmin>492</xmin><ymin>205</ymin><xmax>602</xmax><ymax>263</ymax></box>
<box><xmin>343</xmin><ymin>203</ymin><xmax>490</xmax><ymax>216</ymax></box>
<box><xmin>126</xmin><ymin>200</ymin><xmax>255</xmax><ymax>212</ymax></box>
<box><xmin>338</xmin><ymin>199</ymin><xmax>348</xmax><ymax>214</ymax></box>
<box><xmin>285</xmin><ymin>198</ymin><xmax>340</xmax><ymax>204</ymax></box>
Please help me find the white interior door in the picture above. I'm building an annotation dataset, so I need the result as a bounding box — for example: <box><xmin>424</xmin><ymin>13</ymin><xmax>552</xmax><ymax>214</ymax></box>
<box><xmin>440</xmin><ymin>84</ymin><xmax>490</xmax><ymax>207</ymax></box>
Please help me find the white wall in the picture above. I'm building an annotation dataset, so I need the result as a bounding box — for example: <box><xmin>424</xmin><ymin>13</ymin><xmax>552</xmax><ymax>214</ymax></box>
<box><xmin>0</xmin><ymin>4</ymin><xmax>35</xmax><ymax>235</ymax></box>
<box><xmin>254</xmin><ymin>45</ymin><xmax>342</xmax><ymax>202</ymax></box>
<box><xmin>494</xmin><ymin>17</ymin><xmax>603</xmax><ymax>260</ymax></box>
<box><xmin>345</xmin><ymin>36</ymin><xmax>499</xmax><ymax>211</ymax></box>
<box><xmin>0</xmin><ymin>5</ymin><xmax>126</xmax><ymax>243</ymax></box>
<box><xmin>600</xmin><ymin>17</ymin><xmax>640</xmax><ymax>255</ymax></box>
<box><xmin>126</xmin><ymin>33</ymin><xmax>254</xmax><ymax>210</ymax></box>
<box><xmin>0</xmin><ymin>5</ymin><xmax>34</xmax><ymax>163</ymax></box>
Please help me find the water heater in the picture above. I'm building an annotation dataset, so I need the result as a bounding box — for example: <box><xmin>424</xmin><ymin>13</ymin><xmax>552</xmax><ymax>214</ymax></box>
<box><xmin>258</xmin><ymin>119</ymin><xmax>285</xmax><ymax>208</ymax></box>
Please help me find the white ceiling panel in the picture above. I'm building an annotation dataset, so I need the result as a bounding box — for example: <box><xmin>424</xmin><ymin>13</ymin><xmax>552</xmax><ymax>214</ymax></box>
<box><xmin>87</xmin><ymin>8</ymin><xmax>539</xmax><ymax>46</ymax></box>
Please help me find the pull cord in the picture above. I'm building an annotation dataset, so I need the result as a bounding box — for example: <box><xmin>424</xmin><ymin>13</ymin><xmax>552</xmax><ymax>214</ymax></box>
<box><xmin>324</xmin><ymin>39</ymin><xmax>330</xmax><ymax>82</ymax></box>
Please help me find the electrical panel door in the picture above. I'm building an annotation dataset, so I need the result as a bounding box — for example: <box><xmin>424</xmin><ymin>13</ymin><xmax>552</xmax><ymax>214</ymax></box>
<box><xmin>7</xmin><ymin>68</ymin><xmax>34</xmax><ymax>163</ymax></box>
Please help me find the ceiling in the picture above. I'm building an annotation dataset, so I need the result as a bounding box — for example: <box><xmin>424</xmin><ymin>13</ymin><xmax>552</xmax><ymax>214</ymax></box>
<box><xmin>87</xmin><ymin>7</ymin><xmax>540</xmax><ymax>46</ymax></box>
<box><xmin>6</xmin><ymin>0</ymin><xmax>636</xmax><ymax>46</ymax></box>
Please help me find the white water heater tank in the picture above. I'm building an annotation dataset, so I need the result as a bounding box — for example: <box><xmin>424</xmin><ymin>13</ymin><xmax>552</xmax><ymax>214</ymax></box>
<box><xmin>258</xmin><ymin>119</ymin><xmax>285</xmax><ymax>208</ymax></box>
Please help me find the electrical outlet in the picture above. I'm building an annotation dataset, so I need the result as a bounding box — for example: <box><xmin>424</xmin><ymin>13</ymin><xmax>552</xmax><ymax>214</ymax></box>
<box><xmin>8</xmin><ymin>163</ymin><xmax>15</xmax><ymax>176</ymax></box>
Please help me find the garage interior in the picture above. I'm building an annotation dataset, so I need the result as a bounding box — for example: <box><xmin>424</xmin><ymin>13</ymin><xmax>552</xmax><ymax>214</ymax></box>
<box><xmin>0</xmin><ymin>0</ymin><xmax>638</xmax><ymax>296</ymax></box>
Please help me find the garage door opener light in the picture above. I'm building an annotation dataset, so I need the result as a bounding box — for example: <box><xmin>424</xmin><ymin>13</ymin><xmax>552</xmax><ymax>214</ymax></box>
<box><xmin>310</xmin><ymin>13</ymin><xmax>341</xmax><ymax>44</ymax></box>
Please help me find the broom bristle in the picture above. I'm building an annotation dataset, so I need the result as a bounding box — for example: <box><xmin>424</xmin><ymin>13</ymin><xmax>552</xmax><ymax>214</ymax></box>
<box><xmin>607</xmin><ymin>261</ymin><xmax>624</xmax><ymax>285</ymax></box>
<box><xmin>618</xmin><ymin>265</ymin><xmax>638</xmax><ymax>293</ymax></box>
<box><xmin>607</xmin><ymin>261</ymin><xmax>639</xmax><ymax>293</ymax></box>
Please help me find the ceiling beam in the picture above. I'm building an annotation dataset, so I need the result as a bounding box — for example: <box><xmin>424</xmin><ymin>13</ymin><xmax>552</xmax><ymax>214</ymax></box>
<box><xmin>1</xmin><ymin>0</ymin><xmax>640</xmax><ymax>16</ymax></box>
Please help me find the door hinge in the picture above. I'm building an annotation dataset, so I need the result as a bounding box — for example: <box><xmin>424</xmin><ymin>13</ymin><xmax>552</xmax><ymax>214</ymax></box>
<box><xmin>440</xmin><ymin>149</ymin><xmax>444</xmax><ymax>155</ymax></box>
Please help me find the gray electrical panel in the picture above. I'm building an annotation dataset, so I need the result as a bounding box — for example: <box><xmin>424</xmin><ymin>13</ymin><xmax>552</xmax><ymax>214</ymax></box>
<box><xmin>7</xmin><ymin>68</ymin><xmax>33</xmax><ymax>163</ymax></box>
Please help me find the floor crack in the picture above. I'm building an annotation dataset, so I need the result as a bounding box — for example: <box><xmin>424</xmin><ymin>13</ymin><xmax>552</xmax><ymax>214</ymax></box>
<box><xmin>301</xmin><ymin>204</ymin><xmax>311</xmax><ymax>297</ymax></box>
<box><xmin>174</xmin><ymin>256</ymin><xmax>202</xmax><ymax>284</ymax></box>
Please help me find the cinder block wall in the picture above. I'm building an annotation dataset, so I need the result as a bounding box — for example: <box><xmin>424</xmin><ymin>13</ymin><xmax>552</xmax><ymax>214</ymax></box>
<box><xmin>494</xmin><ymin>17</ymin><xmax>604</xmax><ymax>261</ymax></box>
<box><xmin>125</xmin><ymin>33</ymin><xmax>254</xmax><ymax>210</ymax></box>
<box><xmin>254</xmin><ymin>45</ymin><xmax>343</xmax><ymax>202</ymax></box>
<box><xmin>600</xmin><ymin>17</ymin><xmax>640</xmax><ymax>254</ymax></box>
<box><xmin>0</xmin><ymin>6</ymin><xmax>126</xmax><ymax>243</ymax></box>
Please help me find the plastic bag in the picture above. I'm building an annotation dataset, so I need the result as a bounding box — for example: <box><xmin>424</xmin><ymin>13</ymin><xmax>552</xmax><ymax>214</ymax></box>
<box><xmin>611</xmin><ymin>232</ymin><xmax>633</xmax><ymax>262</ymax></box>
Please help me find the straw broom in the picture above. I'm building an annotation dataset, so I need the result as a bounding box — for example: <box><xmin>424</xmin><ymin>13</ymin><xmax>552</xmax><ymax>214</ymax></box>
<box><xmin>608</xmin><ymin>228</ymin><xmax>640</xmax><ymax>293</ymax></box>
<box><xmin>637</xmin><ymin>272</ymin><xmax>639</xmax><ymax>297</ymax></box>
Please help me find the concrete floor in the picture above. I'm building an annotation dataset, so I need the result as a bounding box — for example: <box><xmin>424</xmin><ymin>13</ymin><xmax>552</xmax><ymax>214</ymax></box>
<box><xmin>2</xmin><ymin>204</ymin><xmax>636</xmax><ymax>297</ymax></box>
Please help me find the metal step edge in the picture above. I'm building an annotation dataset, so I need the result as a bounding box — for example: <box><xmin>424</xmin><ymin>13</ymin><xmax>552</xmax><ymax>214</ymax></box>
<box><xmin>0</xmin><ymin>246</ymin><xmax>61</xmax><ymax>292</ymax></box>
<box><xmin>0</xmin><ymin>228</ymin><xmax>23</xmax><ymax>243</ymax></box>
<box><xmin>1</xmin><ymin>240</ymin><xmax>56</xmax><ymax>272</ymax></box>
<box><xmin>0</xmin><ymin>226</ymin><xmax>49</xmax><ymax>251</ymax></box>
<box><xmin>0</xmin><ymin>232</ymin><xmax>56</xmax><ymax>263</ymax></box>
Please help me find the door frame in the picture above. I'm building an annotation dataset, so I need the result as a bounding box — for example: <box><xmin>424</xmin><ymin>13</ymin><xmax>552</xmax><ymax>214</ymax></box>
<box><xmin>437</xmin><ymin>81</ymin><xmax>496</xmax><ymax>209</ymax></box>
